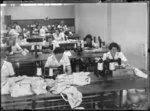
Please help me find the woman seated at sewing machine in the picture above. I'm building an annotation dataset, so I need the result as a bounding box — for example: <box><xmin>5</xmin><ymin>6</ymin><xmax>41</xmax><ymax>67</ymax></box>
<box><xmin>32</xmin><ymin>27</ymin><xmax>39</xmax><ymax>35</ymax></box>
<box><xmin>1</xmin><ymin>47</ymin><xmax>15</xmax><ymax>84</ymax></box>
<box><xmin>99</xmin><ymin>42</ymin><xmax>147</xmax><ymax>109</ymax></box>
<box><xmin>42</xmin><ymin>35</ymin><xmax>59</xmax><ymax>52</ymax></box>
<box><xmin>83</xmin><ymin>34</ymin><xmax>98</xmax><ymax>49</ymax></box>
<box><xmin>45</xmin><ymin>47</ymin><xmax>72</xmax><ymax>75</ymax></box>
<box><xmin>53</xmin><ymin>28</ymin><xmax>65</xmax><ymax>41</ymax></box>
<box><xmin>6</xmin><ymin>37</ymin><xmax>23</xmax><ymax>55</ymax></box>
<box><xmin>102</xmin><ymin>42</ymin><xmax>128</xmax><ymax>68</ymax></box>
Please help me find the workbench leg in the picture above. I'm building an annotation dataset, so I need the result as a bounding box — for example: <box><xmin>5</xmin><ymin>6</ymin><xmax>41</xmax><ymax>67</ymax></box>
<box><xmin>119</xmin><ymin>90</ymin><xmax>123</xmax><ymax>108</ymax></box>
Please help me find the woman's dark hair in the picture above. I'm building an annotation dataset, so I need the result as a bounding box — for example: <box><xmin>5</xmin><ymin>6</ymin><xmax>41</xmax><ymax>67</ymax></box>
<box><xmin>108</xmin><ymin>42</ymin><xmax>121</xmax><ymax>52</ymax></box>
<box><xmin>55</xmin><ymin>28</ymin><xmax>61</xmax><ymax>33</ymax></box>
<box><xmin>53</xmin><ymin>47</ymin><xmax>65</xmax><ymax>54</ymax></box>
<box><xmin>84</xmin><ymin>34</ymin><xmax>93</xmax><ymax>41</ymax></box>
<box><xmin>46</xmin><ymin>35</ymin><xmax>54</xmax><ymax>42</ymax></box>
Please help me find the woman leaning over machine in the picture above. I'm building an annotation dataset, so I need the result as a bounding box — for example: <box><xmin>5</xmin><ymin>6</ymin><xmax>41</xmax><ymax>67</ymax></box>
<box><xmin>98</xmin><ymin>42</ymin><xmax>148</xmax><ymax>109</ymax></box>
<box><xmin>6</xmin><ymin>37</ymin><xmax>23</xmax><ymax>55</ymax></box>
<box><xmin>45</xmin><ymin>47</ymin><xmax>72</xmax><ymax>75</ymax></box>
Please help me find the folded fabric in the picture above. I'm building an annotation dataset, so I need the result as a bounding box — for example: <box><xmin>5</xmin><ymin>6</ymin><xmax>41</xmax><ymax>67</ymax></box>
<box><xmin>61</xmin><ymin>86</ymin><xmax>82</xmax><ymax>109</ymax></box>
<box><xmin>1</xmin><ymin>81</ymin><xmax>10</xmax><ymax>94</ymax></box>
<box><xmin>1</xmin><ymin>76</ymin><xmax>28</xmax><ymax>95</ymax></box>
<box><xmin>45</xmin><ymin>79</ymin><xmax>55</xmax><ymax>88</ymax></box>
<box><xmin>72</xmin><ymin>72</ymin><xmax>90</xmax><ymax>77</ymax></box>
<box><xmin>50</xmin><ymin>82</ymin><xmax>70</xmax><ymax>94</ymax></box>
<box><xmin>10</xmin><ymin>82</ymin><xmax>33</xmax><ymax>97</ymax></box>
<box><xmin>31</xmin><ymin>78</ymin><xmax>47</xmax><ymax>95</ymax></box>
<box><xmin>113</xmin><ymin>69</ymin><xmax>134</xmax><ymax>77</ymax></box>
<box><xmin>133</xmin><ymin>68</ymin><xmax>147</xmax><ymax>78</ymax></box>
<box><xmin>72</xmin><ymin>72</ymin><xmax>91</xmax><ymax>86</ymax></box>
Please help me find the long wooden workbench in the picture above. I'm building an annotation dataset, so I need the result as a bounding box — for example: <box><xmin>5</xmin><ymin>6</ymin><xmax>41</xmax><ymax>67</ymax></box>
<box><xmin>7</xmin><ymin>49</ymin><xmax>107</xmax><ymax>76</ymax></box>
<box><xmin>1</xmin><ymin>73</ymin><xmax>147</xmax><ymax>110</ymax></box>
<box><xmin>7</xmin><ymin>48</ymin><xmax>106</xmax><ymax>62</ymax></box>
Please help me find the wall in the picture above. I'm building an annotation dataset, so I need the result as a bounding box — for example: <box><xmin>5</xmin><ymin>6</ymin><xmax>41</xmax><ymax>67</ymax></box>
<box><xmin>75</xmin><ymin>4</ymin><xmax>108</xmax><ymax>42</ymax></box>
<box><xmin>2</xmin><ymin>4</ymin><xmax>148</xmax><ymax>69</ymax></box>
<box><xmin>75</xmin><ymin>3</ymin><xmax>148</xmax><ymax>69</ymax></box>
<box><xmin>111</xmin><ymin>3</ymin><xmax>148</xmax><ymax>69</ymax></box>
<box><xmin>4</xmin><ymin>5</ymin><xmax>75</xmax><ymax>20</ymax></box>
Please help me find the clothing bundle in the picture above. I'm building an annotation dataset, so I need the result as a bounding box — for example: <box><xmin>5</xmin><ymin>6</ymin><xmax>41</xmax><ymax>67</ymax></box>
<box><xmin>2</xmin><ymin>72</ymin><xmax>91</xmax><ymax>109</ymax></box>
<box><xmin>1</xmin><ymin>76</ymin><xmax>48</xmax><ymax>97</ymax></box>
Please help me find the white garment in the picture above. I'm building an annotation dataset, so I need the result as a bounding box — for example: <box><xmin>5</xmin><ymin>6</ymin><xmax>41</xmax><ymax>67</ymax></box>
<box><xmin>31</xmin><ymin>78</ymin><xmax>47</xmax><ymax>95</ymax></box>
<box><xmin>45</xmin><ymin>53</ymin><xmax>71</xmax><ymax>72</ymax></box>
<box><xmin>40</xmin><ymin>28</ymin><xmax>46</xmax><ymax>37</ymax></box>
<box><xmin>72</xmin><ymin>72</ymin><xmax>91</xmax><ymax>86</ymax></box>
<box><xmin>50</xmin><ymin>82</ymin><xmax>70</xmax><ymax>94</ymax></box>
<box><xmin>103</xmin><ymin>52</ymin><xmax>127</xmax><ymax>61</ymax></box>
<box><xmin>61</xmin><ymin>86</ymin><xmax>82</xmax><ymax>109</ymax></box>
<box><xmin>1</xmin><ymin>81</ymin><xmax>10</xmax><ymax>94</ymax></box>
<box><xmin>57</xmin><ymin>25</ymin><xmax>68</xmax><ymax>32</ymax></box>
<box><xmin>102</xmin><ymin>51</ymin><xmax>127</xmax><ymax>66</ymax></box>
<box><xmin>15</xmin><ymin>25</ymin><xmax>22</xmax><ymax>33</ymax></box>
<box><xmin>11</xmin><ymin>43</ymin><xmax>23</xmax><ymax>53</ymax></box>
<box><xmin>1</xmin><ymin>61</ymin><xmax>15</xmax><ymax>83</ymax></box>
<box><xmin>133</xmin><ymin>68</ymin><xmax>147</xmax><ymax>78</ymax></box>
<box><xmin>10</xmin><ymin>82</ymin><xmax>33</xmax><ymax>97</ymax></box>
<box><xmin>53</xmin><ymin>32</ymin><xmax>65</xmax><ymax>41</ymax></box>
<box><xmin>1</xmin><ymin>76</ymin><xmax>26</xmax><ymax>95</ymax></box>
<box><xmin>9</xmin><ymin>29</ymin><xmax>19</xmax><ymax>37</ymax></box>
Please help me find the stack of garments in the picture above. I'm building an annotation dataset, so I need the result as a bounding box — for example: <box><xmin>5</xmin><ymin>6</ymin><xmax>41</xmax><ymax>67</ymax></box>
<box><xmin>2</xmin><ymin>72</ymin><xmax>91</xmax><ymax>109</ymax></box>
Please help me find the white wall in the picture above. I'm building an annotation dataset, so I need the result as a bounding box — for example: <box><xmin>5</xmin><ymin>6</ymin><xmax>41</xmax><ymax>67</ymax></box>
<box><xmin>4</xmin><ymin>5</ymin><xmax>75</xmax><ymax>20</ymax></box>
<box><xmin>75</xmin><ymin>3</ymin><xmax>148</xmax><ymax>69</ymax></box>
<box><xmin>75</xmin><ymin>4</ymin><xmax>108</xmax><ymax>42</ymax></box>
<box><xmin>111</xmin><ymin>3</ymin><xmax>148</xmax><ymax>69</ymax></box>
<box><xmin>2</xmin><ymin>4</ymin><xmax>148</xmax><ymax>69</ymax></box>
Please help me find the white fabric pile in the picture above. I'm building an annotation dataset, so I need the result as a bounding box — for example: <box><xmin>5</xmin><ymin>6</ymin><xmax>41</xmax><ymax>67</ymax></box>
<box><xmin>2</xmin><ymin>72</ymin><xmax>91</xmax><ymax>109</ymax></box>
<box><xmin>61</xmin><ymin>86</ymin><xmax>83</xmax><ymax>109</ymax></box>
<box><xmin>133</xmin><ymin>68</ymin><xmax>147</xmax><ymax>78</ymax></box>
<box><xmin>72</xmin><ymin>72</ymin><xmax>91</xmax><ymax>86</ymax></box>
<box><xmin>1</xmin><ymin>76</ymin><xmax>48</xmax><ymax>97</ymax></box>
<box><xmin>31</xmin><ymin>77</ymin><xmax>47</xmax><ymax>95</ymax></box>
<box><xmin>50</xmin><ymin>72</ymin><xmax>91</xmax><ymax>109</ymax></box>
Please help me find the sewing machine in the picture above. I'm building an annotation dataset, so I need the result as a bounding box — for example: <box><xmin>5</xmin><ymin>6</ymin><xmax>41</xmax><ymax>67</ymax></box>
<box><xmin>74</xmin><ymin>41</ymin><xmax>83</xmax><ymax>56</ymax></box>
<box><xmin>27</xmin><ymin>37</ymin><xmax>43</xmax><ymax>58</ymax></box>
<box><xmin>98</xmin><ymin>58</ymin><xmax>121</xmax><ymax>81</ymax></box>
<box><xmin>42</xmin><ymin>45</ymin><xmax>53</xmax><ymax>53</ymax></box>
<box><xmin>44</xmin><ymin>65</ymin><xmax>64</xmax><ymax>79</ymax></box>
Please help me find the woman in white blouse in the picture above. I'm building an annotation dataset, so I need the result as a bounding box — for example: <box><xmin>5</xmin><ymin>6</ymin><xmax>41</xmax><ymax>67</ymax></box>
<box><xmin>102</xmin><ymin>42</ymin><xmax>128</xmax><ymax>67</ymax></box>
<box><xmin>102</xmin><ymin>42</ymin><xmax>147</xmax><ymax>109</ymax></box>
<box><xmin>1</xmin><ymin>47</ymin><xmax>15</xmax><ymax>83</ymax></box>
<box><xmin>83</xmin><ymin>34</ymin><xmax>99</xmax><ymax>49</ymax></box>
<box><xmin>52</xmin><ymin>28</ymin><xmax>65</xmax><ymax>41</ymax></box>
<box><xmin>6</xmin><ymin>37</ymin><xmax>23</xmax><ymax>55</ymax></box>
<box><xmin>45</xmin><ymin>47</ymin><xmax>72</xmax><ymax>75</ymax></box>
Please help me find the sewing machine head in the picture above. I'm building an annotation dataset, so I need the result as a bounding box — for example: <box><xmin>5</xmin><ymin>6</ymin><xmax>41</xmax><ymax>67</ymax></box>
<box><xmin>44</xmin><ymin>65</ymin><xmax>64</xmax><ymax>79</ymax></box>
<box><xmin>97</xmin><ymin>58</ymin><xmax>122</xmax><ymax>81</ymax></box>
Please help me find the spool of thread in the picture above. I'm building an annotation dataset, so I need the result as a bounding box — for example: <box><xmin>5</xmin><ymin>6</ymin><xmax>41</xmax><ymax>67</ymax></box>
<box><xmin>37</xmin><ymin>68</ymin><xmax>42</xmax><ymax>76</ymax></box>
<box><xmin>49</xmin><ymin>68</ymin><xmax>53</xmax><ymax>76</ymax></box>
<box><xmin>81</xmin><ymin>40</ymin><xmax>84</xmax><ymax>48</ymax></box>
<box><xmin>31</xmin><ymin>45</ymin><xmax>35</xmax><ymax>50</ymax></box>
<box><xmin>97</xmin><ymin>63</ymin><xmax>103</xmax><ymax>71</ymax></box>
<box><xmin>109</xmin><ymin>62</ymin><xmax>115</xmax><ymax>70</ymax></box>
<box><xmin>74</xmin><ymin>43</ymin><xmax>77</xmax><ymax>49</ymax></box>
